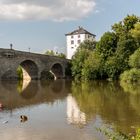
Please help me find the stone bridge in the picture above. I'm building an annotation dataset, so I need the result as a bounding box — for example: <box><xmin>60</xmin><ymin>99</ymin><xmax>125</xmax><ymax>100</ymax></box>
<box><xmin>0</xmin><ymin>48</ymin><xmax>70</xmax><ymax>80</ymax></box>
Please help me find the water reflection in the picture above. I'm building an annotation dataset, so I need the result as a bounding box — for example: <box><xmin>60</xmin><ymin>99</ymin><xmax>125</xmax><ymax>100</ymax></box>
<box><xmin>0</xmin><ymin>80</ymin><xmax>71</xmax><ymax>110</ymax></box>
<box><xmin>0</xmin><ymin>80</ymin><xmax>140</xmax><ymax>140</ymax></box>
<box><xmin>17</xmin><ymin>79</ymin><xmax>31</xmax><ymax>93</ymax></box>
<box><xmin>71</xmin><ymin>81</ymin><xmax>140</xmax><ymax>133</ymax></box>
<box><xmin>120</xmin><ymin>81</ymin><xmax>140</xmax><ymax>95</ymax></box>
<box><xmin>67</xmin><ymin>94</ymin><xmax>86</xmax><ymax>126</ymax></box>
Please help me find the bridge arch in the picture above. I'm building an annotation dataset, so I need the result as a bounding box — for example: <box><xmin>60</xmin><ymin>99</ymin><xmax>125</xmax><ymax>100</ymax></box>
<box><xmin>50</xmin><ymin>63</ymin><xmax>64</xmax><ymax>80</ymax></box>
<box><xmin>18</xmin><ymin>60</ymin><xmax>39</xmax><ymax>80</ymax></box>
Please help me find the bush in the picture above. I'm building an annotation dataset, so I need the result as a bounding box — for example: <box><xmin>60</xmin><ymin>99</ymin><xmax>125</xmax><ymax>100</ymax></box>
<box><xmin>120</xmin><ymin>68</ymin><xmax>140</xmax><ymax>83</ymax></box>
<box><xmin>17</xmin><ymin>66</ymin><xmax>23</xmax><ymax>80</ymax></box>
<box><xmin>99</xmin><ymin>127</ymin><xmax>140</xmax><ymax>140</ymax></box>
<box><xmin>129</xmin><ymin>48</ymin><xmax>140</xmax><ymax>68</ymax></box>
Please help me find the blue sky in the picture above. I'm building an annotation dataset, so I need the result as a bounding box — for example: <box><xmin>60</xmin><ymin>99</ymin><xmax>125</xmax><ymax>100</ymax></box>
<box><xmin>0</xmin><ymin>0</ymin><xmax>139</xmax><ymax>54</ymax></box>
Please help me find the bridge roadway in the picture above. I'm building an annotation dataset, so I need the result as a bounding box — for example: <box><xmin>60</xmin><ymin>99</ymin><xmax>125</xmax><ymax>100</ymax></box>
<box><xmin>0</xmin><ymin>48</ymin><xmax>70</xmax><ymax>80</ymax></box>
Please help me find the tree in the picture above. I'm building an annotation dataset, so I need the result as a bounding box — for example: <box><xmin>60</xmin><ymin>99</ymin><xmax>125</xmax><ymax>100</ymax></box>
<box><xmin>104</xmin><ymin>56</ymin><xmax>120</xmax><ymax>80</ymax></box>
<box><xmin>79</xmin><ymin>39</ymin><xmax>96</xmax><ymax>50</ymax></box>
<box><xmin>72</xmin><ymin>48</ymin><xmax>90</xmax><ymax>80</ymax></box>
<box><xmin>45</xmin><ymin>50</ymin><xmax>66</xmax><ymax>58</ymax></box>
<box><xmin>45</xmin><ymin>50</ymin><xmax>55</xmax><ymax>56</ymax></box>
<box><xmin>112</xmin><ymin>14</ymin><xmax>139</xmax><ymax>36</ymax></box>
<box><xmin>120</xmin><ymin>68</ymin><xmax>140</xmax><ymax>83</ymax></box>
<box><xmin>57</xmin><ymin>53</ymin><xmax>66</xmax><ymax>58</ymax></box>
<box><xmin>96</xmin><ymin>32</ymin><xmax>117</xmax><ymax>60</ymax></box>
<box><xmin>131</xmin><ymin>23</ymin><xmax>140</xmax><ymax>45</ymax></box>
<box><xmin>82</xmin><ymin>51</ymin><xmax>103</xmax><ymax>80</ymax></box>
<box><xmin>104</xmin><ymin>34</ymin><xmax>137</xmax><ymax>80</ymax></box>
<box><xmin>71</xmin><ymin>40</ymin><xmax>95</xmax><ymax>80</ymax></box>
<box><xmin>71</xmin><ymin>14</ymin><xmax>140</xmax><ymax>81</ymax></box>
<box><xmin>129</xmin><ymin>48</ymin><xmax>140</xmax><ymax>69</ymax></box>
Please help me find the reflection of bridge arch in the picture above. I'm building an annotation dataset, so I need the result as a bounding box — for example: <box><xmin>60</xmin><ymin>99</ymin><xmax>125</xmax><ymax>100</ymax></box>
<box><xmin>19</xmin><ymin>81</ymin><xmax>38</xmax><ymax>99</ymax></box>
<box><xmin>20</xmin><ymin>60</ymin><xmax>39</xmax><ymax>80</ymax></box>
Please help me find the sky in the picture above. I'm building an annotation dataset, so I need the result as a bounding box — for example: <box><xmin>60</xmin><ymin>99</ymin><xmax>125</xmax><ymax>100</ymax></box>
<box><xmin>0</xmin><ymin>0</ymin><xmax>139</xmax><ymax>54</ymax></box>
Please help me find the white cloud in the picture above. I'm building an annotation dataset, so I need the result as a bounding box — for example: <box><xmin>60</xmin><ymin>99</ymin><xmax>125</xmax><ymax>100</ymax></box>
<box><xmin>0</xmin><ymin>0</ymin><xmax>96</xmax><ymax>21</ymax></box>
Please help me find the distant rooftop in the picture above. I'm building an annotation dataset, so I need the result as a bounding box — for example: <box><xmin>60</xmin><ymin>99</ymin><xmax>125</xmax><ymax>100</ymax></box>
<box><xmin>65</xmin><ymin>26</ymin><xmax>96</xmax><ymax>36</ymax></box>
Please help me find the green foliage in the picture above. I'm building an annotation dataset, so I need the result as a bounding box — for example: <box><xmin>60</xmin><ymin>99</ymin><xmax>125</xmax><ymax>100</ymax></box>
<box><xmin>71</xmin><ymin>14</ymin><xmax>140</xmax><ymax>81</ymax></box>
<box><xmin>120</xmin><ymin>68</ymin><xmax>140</xmax><ymax>83</ymax></box>
<box><xmin>102</xmin><ymin>33</ymin><xmax>137</xmax><ymax>80</ymax></box>
<box><xmin>45</xmin><ymin>50</ymin><xmax>66</xmax><ymax>58</ymax></box>
<box><xmin>98</xmin><ymin>127</ymin><xmax>129</xmax><ymax>140</ymax></box>
<box><xmin>112</xmin><ymin>15</ymin><xmax>139</xmax><ymax>35</ymax></box>
<box><xmin>96</xmin><ymin>32</ymin><xmax>117</xmax><ymax>59</ymax></box>
<box><xmin>129</xmin><ymin>48</ymin><xmax>140</xmax><ymax>68</ymax></box>
<box><xmin>98</xmin><ymin>127</ymin><xmax>140</xmax><ymax>140</ymax></box>
<box><xmin>82</xmin><ymin>51</ymin><xmax>104</xmax><ymax>80</ymax></box>
<box><xmin>104</xmin><ymin>56</ymin><xmax>120</xmax><ymax>79</ymax></box>
<box><xmin>131</xmin><ymin>23</ymin><xmax>140</xmax><ymax>45</ymax></box>
<box><xmin>45</xmin><ymin>50</ymin><xmax>55</xmax><ymax>56</ymax></box>
<box><xmin>71</xmin><ymin>40</ymin><xmax>95</xmax><ymax>80</ymax></box>
<box><xmin>79</xmin><ymin>39</ymin><xmax>96</xmax><ymax>50</ymax></box>
<box><xmin>17</xmin><ymin>80</ymin><xmax>23</xmax><ymax>94</ymax></box>
<box><xmin>17</xmin><ymin>66</ymin><xmax>23</xmax><ymax>80</ymax></box>
<box><xmin>72</xmin><ymin>48</ymin><xmax>90</xmax><ymax>80</ymax></box>
<box><xmin>57</xmin><ymin>53</ymin><xmax>66</xmax><ymax>58</ymax></box>
<box><xmin>134</xmin><ymin>129</ymin><xmax>140</xmax><ymax>140</ymax></box>
<box><xmin>116</xmin><ymin>34</ymin><xmax>137</xmax><ymax>57</ymax></box>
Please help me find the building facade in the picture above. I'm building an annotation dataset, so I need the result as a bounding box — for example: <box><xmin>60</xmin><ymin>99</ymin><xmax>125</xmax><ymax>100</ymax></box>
<box><xmin>65</xmin><ymin>27</ymin><xmax>96</xmax><ymax>59</ymax></box>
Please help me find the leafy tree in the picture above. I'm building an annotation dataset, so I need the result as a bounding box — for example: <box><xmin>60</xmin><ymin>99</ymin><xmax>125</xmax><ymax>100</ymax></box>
<box><xmin>120</xmin><ymin>68</ymin><xmax>140</xmax><ymax>83</ymax></box>
<box><xmin>96</xmin><ymin>32</ymin><xmax>117</xmax><ymax>60</ymax></box>
<box><xmin>71</xmin><ymin>40</ymin><xmax>95</xmax><ymax>80</ymax></box>
<box><xmin>104</xmin><ymin>56</ymin><xmax>120</xmax><ymax>80</ymax></box>
<box><xmin>82</xmin><ymin>51</ymin><xmax>103</xmax><ymax>80</ymax></box>
<box><xmin>72</xmin><ymin>48</ymin><xmax>90</xmax><ymax>80</ymax></box>
<box><xmin>45</xmin><ymin>50</ymin><xmax>55</xmax><ymax>56</ymax></box>
<box><xmin>71</xmin><ymin>14</ymin><xmax>140</xmax><ymax>81</ymax></box>
<box><xmin>112</xmin><ymin>14</ymin><xmax>139</xmax><ymax>36</ymax></box>
<box><xmin>115</xmin><ymin>34</ymin><xmax>137</xmax><ymax>72</ymax></box>
<box><xmin>45</xmin><ymin>50</ymin><xmax>66</xmax><ymax>58</ymax></box>
<box><xmin>129</xmin><ymin>48</ymin><xmax>140</xmax><ymax>68</ymax></box>
<box><xmin>57</xmin><ymin>53</ymin><xmax>66</xmax><ymax>58</ymax></box>
<box><xmin>131</xmin><ymin>23</ymin><xmax>140</xmax><ymax>45</ymax></box>
<box><xmin>79</xmin><ymin>39</ymin><xmax>96</xmax><ymax>50</ymax></box>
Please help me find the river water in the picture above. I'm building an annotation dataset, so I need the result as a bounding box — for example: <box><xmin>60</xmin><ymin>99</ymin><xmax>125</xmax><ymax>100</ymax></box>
<box><xmin>0</xmin><ymin>80</ymin><xmax>140</xmax><ymax>140</ymax></box>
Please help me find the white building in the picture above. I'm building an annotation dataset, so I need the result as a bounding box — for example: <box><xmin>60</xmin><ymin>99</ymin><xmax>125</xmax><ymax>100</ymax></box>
<box><xmin>65</xmin><ymin>26</ymin><xmax>96</xmax><ymax>59</ymax></box>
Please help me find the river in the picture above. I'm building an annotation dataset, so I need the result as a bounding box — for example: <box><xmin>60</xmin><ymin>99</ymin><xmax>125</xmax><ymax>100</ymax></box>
<box><xmin>0</xmin><ymin>80</ymin><xmax>140</xmax><ymax>140</ymax></box>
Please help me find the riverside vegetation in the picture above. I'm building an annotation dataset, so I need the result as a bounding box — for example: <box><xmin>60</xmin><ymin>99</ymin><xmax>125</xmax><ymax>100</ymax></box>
<box><xmin>71</xmin><ymin>15</ymin><xmax>140</xmax><ymax>83</ymax></box>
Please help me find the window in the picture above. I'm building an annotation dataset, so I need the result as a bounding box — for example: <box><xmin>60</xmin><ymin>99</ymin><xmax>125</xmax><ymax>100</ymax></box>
<box><xmin>71</xmin><ymin>46</ymin><xmax>74</xmax><ymax>49</ymax></box>
<box><xmin>71</xmin><ymin>35</ymin><xmax>74</xmax><ymax>39</ymax></box>
<box><xmin>78</xmin><ymin>34</ymin><xmax>80</xmax><ymax>38</ymax></box>
<box><xmin>88</xmin><ymin>35</ymin><xmax>91</xmax><ymax>38</ymax></box>
<box><xmin>77</xmin><ymin>40</ymin><xmax>81</xmax><ymax>44</ymax></box>
<box><xmin>71</xmin><ymin>40</ymin><xmax>74</xmax><ymax>44</ymax></box>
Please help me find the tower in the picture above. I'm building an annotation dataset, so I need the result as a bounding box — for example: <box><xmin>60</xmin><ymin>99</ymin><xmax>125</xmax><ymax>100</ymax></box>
<box><xmin>65</xmin><ymin>26</ymin><xmax>96</xmax><ymax>59</ymax></box>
